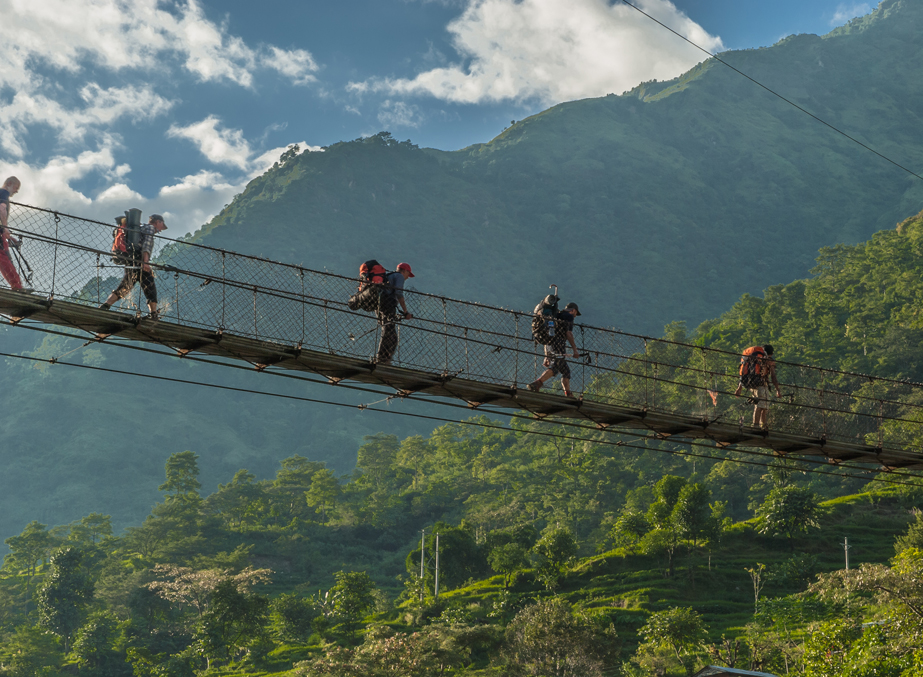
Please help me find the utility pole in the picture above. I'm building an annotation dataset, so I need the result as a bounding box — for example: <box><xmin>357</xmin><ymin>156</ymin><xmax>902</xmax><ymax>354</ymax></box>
<box><xmin>420</xmin><ymin>529</ymin><xmax>425</xmax><ymax>602</ymax></box>
<box><xmin>843</xmin><ymin>537</ymin><xmax>851</xmax><ymax>570</ymax></box>
<box><xmin>435</xmin><ymin>533</ymin><xmax>440</xmax><ymax>599</ymax></box>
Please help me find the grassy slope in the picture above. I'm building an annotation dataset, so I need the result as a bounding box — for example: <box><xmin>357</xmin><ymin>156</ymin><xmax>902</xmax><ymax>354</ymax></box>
<box><xmin>251</xmin><ymin>489</ymin><xmax>914</xmax><ymax>675</ymax></box>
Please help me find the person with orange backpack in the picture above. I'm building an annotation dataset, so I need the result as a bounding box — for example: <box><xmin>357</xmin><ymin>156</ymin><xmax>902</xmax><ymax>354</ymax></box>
<box><xmin>100</xmin><ymin>212</ymin><xmax>167</xmax><ymax>319</ymax></box>
<box><xmin>734</xmin><ymin>344</ymin><xmax>781</xmax><ymax>428</ymax></box>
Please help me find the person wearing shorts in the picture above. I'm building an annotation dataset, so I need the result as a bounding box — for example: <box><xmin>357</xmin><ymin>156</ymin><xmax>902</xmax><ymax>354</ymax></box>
<box><xmin>734</xmin><ymin>344</ymin><xmax>781</xmax><ymax>429</ymax></box>
<box><xmin>527</xmin><ymin>302</ymin><xmax>581</xmax><ymax>397</ymax></box>
<box><xmin>100</xmin><ymin>213</ymin><xmax>167</xmax><ymax>319</ymax></box>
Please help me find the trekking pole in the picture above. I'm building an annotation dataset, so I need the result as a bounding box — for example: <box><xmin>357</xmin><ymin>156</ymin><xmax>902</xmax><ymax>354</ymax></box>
<box><xmin>10</xmin><ymin>240</ymin><xmax>33</xmax><ymax>285</ymax></box>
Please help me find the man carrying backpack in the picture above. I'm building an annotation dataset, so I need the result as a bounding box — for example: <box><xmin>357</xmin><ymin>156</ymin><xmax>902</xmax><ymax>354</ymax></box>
<box><xmin>527</xmin><ymin>302</ymin><xmax>581</xmax><ymax>397</ymax></box>
<box><xmin>734</xmin><ymin>344</ymin><xmax>781</xmax><ymax>429</ymax></box>
<box><xmin>376</xmin><ymin>262</ymin><xmax>415</xmax><ymax>364</ymax></box>
<box><xmin>100</xmin><ymin>213</ymin><xmax>167</xmax><ymax>319</ymax></box>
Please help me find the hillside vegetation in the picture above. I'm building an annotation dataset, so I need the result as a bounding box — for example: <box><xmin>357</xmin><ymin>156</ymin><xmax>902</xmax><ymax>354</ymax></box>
<box><xmin>4</xmin><ymin>207</ymin><xmax>923</xmax><ymax>674</ymax></box>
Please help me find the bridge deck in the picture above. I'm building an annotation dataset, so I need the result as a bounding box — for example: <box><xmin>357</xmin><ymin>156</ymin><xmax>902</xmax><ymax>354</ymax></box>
<box><xmin>2</xmin><ymin>289</ymin><xmax>916</xmax><ymax>470</ymax></box>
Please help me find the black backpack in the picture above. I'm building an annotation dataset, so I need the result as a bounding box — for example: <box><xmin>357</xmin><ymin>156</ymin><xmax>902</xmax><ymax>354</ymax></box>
<box><xmin>111</xmin><ymin>208</ymin><xmax>143</xmax><ymax>266</ymax></box>
<box><xmin>531</xmin><ymin>294</ymin><xmax>559</xmax><ymax>345</ymax></box>
<box><xmin>348</xmin><ymin>259</ymin><xmax>393</xmax><ymax>312</ymax></box>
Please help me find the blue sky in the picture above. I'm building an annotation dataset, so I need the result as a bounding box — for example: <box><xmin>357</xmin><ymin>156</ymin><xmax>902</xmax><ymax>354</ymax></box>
<box><xmin>0</xmin><ymin>0</ymin><xmax>874</xmax><ymax>236</ymax></box>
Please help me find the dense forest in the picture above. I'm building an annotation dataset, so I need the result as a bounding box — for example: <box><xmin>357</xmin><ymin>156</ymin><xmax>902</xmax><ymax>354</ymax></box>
<box><xmin>4</xmin><ymin>208</ymin><xmax>923</xmax><ymax>674</ymax></box>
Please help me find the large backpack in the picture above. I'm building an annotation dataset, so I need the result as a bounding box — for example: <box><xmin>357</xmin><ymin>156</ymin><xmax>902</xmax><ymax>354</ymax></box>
<box><xmin>348</xmin><ymin>259</ymin><xmax>392</xmax><ymax>312</ymax></box>
<box><xmin>531</xmin><ymin>294</ymin><xmax>560</xmax><ymax>345</ymax></box>
<box><xmin>358</xmin><ymin>259</ymin><xmax>387</xmax><ymax>290</ymax></box>
<box><xmin>111</xmin><ymin>208</ymin><xmax>143</xmax><ymax>266</ymax></box>
<box><xmin>739</xmin><ymin>346</ymin><xmax>768</xmax><ymax>389</ymax></box>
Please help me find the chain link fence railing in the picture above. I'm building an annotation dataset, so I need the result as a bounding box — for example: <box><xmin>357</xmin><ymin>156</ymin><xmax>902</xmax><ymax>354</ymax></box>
<box><xmin>5</xmin><ymin>202</ymin><xmax>923</xmax><ymax>455</ymax></box>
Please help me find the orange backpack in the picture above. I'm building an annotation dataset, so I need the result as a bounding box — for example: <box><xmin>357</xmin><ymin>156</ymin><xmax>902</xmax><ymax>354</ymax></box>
<box><xmin>739</xmin><ymin>346</ymin><xmax>768</xmax><ymax>388</ymax></box>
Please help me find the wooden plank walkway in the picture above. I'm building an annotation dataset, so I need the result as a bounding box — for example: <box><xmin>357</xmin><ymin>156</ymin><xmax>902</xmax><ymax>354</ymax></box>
<box><xmin>1</xmin><ymin>289</ymin><xmax>920</xmax><ymax>470</ymax></box>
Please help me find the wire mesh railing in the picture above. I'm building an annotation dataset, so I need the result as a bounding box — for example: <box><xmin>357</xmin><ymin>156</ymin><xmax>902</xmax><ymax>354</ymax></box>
<box><xmin>4</xmin><ymin>201</ymin><xmax>923</xmax><ymax>457</ymax></box>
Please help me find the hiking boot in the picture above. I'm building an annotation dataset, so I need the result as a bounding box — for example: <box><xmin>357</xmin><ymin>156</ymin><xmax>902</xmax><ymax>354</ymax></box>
<box><xmin>146</xmin><ymin>311</ymin><xmax>159</xmax><ymax>321</ymax></box>
<box><xmin>527</xmin><ymin>380</ymin><xmax>543</xmax><ymax>392</ymax></box>
<box><xmin>563</xmin><ymin>390</ymin><xmax>575</xmax><ymax>398</ymax></box>
<box><xmin>99</xmin><ymin>303</ymin><xmax>111</xmax><ymax>310</ymax></box>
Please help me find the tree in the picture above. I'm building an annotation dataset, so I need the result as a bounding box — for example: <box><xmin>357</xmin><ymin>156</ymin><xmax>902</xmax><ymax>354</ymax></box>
<box><xmin>195</xmin><ymin>579</ymin><xmax>269</xmax><ymax>668</ymax></box>
<box><xmin>811</xmin><ymin>547</ymin><xmax>923</xmax><ymax>651</ymax></box>
<box><xmin>504</xmin><ymin>597</ymin><xmax>616</xmax><ymax>676</ymax></box>
<box><xmin>159</xmin><ymin>451</ymin><xmax>202</xmax><ymax>501</ymax></box>
<box><xmin>4</xmin><ymin>520</ymin><xmax>55</xmax><ymax>582</ymax></box>
<box><xmin>69</xmin><ymin>513</ymin><xmax>113</xmax><ymax>545</ymax></box>
<box><xmin>37</xmin><ymin>547</ymin><xmax>95</xmax><ymax>652</ymax></box>
<box><xmin>636</xmin><ymin>606</ymin><xmax>707</xmax><ymax>677</ymax></box>
<box><xmin>329</xmin><ymin>571</ymin><xmax>377</xmax><ymax>638</ymax></box>
<box><xmin>672</xmin><ymin>483</ymin><xmax>713</xmax><ymax>547</ymax></box>
<box><xmin>754</xmin><ymin>485</ymin><xmax>821</xmax><ymax>551</ymax></box>
<box><xmin>488</xmin><ymin>543</ymin><xmax>529</xmax><ymax>588</ymax></box>
<box><xmin>72</xmin><ymin>611</ymin><xmax>131</xmax><ymax>676</ymax></box>
<box><xmin>531</xmin><ymin>527</ymin><xmax>577</xmax><ymax>591</ymax></box>
<box><xmin>271</xmin><ymin>593</ymin><xmax>318</xmax><ymax>644</ymax></box>
<box><xmin>895</xmin><ymin>509</ymin><xmax>923</xmax><ymax>554</ymax></box>
<box><xmin>206</xmin><ymin>469</ymin><xmax>263</xmax><ymax>531</ymax></box>
<box><xmin>609</xmin><ymin>510</ymin><xmax>650</xmax><ymax>551</ymax></box>
<box><xmin>271</xmin><ymin>455</ymin><xmax>326</xmax><ymax>525</ymax></box>
<box><xmin>146</xmin><ymin>564</ymin><xmax>271</xmax><ymax>621</ymax></box>
<box><xmin>643</xmin><ymin>475</ymin><xmax>688</xmax><ymax>577</ymax></box>
<box><xmin>305</xmin><ymin>468</ymin><xmax>342</xmax><ymax>523</ymax></box>
<box><xmin>0</xmin><ymin>625</ymin><xmax>65</xmax><ymax>676</ymax></box>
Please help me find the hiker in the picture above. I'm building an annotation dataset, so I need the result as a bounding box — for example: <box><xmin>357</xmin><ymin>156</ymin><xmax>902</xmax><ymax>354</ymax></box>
<box><xmin>100</xmin><ymin>213</ymin><xmax>167</xmax><ymax>319</ymax></box>
<box><xmin>376</xmin><ymin>262</ymin><xmax>415</xmax><ymax>364</ymax></box>
<box><xmin>0</xmin><ymin>176</ymin><xmax>27</xmax><ymax>291</ymax></box>
<box><xmin>528</xmin><ymin>302</ymin><xmax>581</xmax><ymax>397</ymax></box>
<box><xmin>734</xmin><ymin>344</ymin><xmax>781</xmax><ymax>429</ymax></box>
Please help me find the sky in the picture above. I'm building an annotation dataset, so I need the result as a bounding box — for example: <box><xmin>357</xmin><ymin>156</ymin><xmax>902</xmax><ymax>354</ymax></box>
<box><xmin>0</xmin><ymin>0</ymin><xmax>875</xmax><ymax>237</ymax></box>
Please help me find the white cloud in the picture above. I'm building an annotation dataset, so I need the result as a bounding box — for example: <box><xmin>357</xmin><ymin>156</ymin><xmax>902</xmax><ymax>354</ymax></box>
<box><xmin>0</xmin><ymin>2</ymin><xmax>327</xmax><ymax>240</ymax></box>
<box><xmin>263</xmin><ymin>46</ymin><xmax>319</xmax><ymax>86</ymax></box>
<box><xmin>0</xmin><ymin>0</ymin><xmax>320</xmax><ymax>89</ymax></box>
<box><xmin>0</xmin><ymin>85</ymin><xmax>174</xmax><ymax>158</ymax></box>
<box><xmin>378</xmin><ymin>101</ymin><xmax>423</xmax><ymax>128</ymax></box>
<box><xmin>7</xmin><ymin>139</ymin><xmax>325</xmax><ymax>239</ymax></box>
<box><xmin>167</xmin><ymin>116</ymin><xmax>253</xmax><ymax>171</ymax></box>
<box><xmin>350</xmin><ymin>0</ymin><xmax>723</xmax><ymax>105</ymax></box>
<box><xmin>831</xmin><ymin>3</ymin><xmax>873</xmax><ymax>25</ymax></box>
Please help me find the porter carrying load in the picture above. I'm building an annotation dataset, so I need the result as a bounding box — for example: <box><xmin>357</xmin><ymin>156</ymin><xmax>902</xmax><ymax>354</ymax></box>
<box><xmin>348</xmin><ymin>259</ymin><xmax>391</xmax><ymax>312</ymax></box>
<box><xmin>532</xmin><ymin>286</ymin><xmax>560</xmax><ymax>345</ymax></box>
<box><xmin>111</xmin><ymin>208</ymin><xmax>143</xmax><ymax>266</ymax></box>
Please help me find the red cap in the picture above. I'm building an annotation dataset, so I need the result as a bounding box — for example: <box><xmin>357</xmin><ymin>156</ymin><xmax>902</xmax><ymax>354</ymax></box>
<box><xmin>397</xmin><ymin>262</ymin><xmax>415</xmax><ymax>278</ymax></box>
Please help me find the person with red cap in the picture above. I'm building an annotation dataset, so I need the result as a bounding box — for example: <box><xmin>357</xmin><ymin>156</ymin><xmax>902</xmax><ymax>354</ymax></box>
<box><xmin>376</xmin><ymin>262</ymin><xmax>415</xmax><ymax>364</ymax></box>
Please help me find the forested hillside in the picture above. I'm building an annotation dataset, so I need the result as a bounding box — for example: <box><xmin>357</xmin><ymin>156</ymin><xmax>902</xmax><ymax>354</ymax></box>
<box><xmin>3</xmin><ymin>207</ymin><xmax>923</xmax><ymax>674</ymax></box>
<box><xmin>6</xmin><ymin>0</ymin><xmax>923</xmax><ymax>559</ymax></box>
<box><xmin>196</xmin><ymin>0</ymin><xmax>923</xmax><ymax>335</ymax></box>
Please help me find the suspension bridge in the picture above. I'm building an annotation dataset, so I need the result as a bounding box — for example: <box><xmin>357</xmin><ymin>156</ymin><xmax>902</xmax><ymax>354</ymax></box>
<box><xmin>1</xmin><ymin>202</ymin><xmax>922</xmax><ymax>472</ymax></box>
